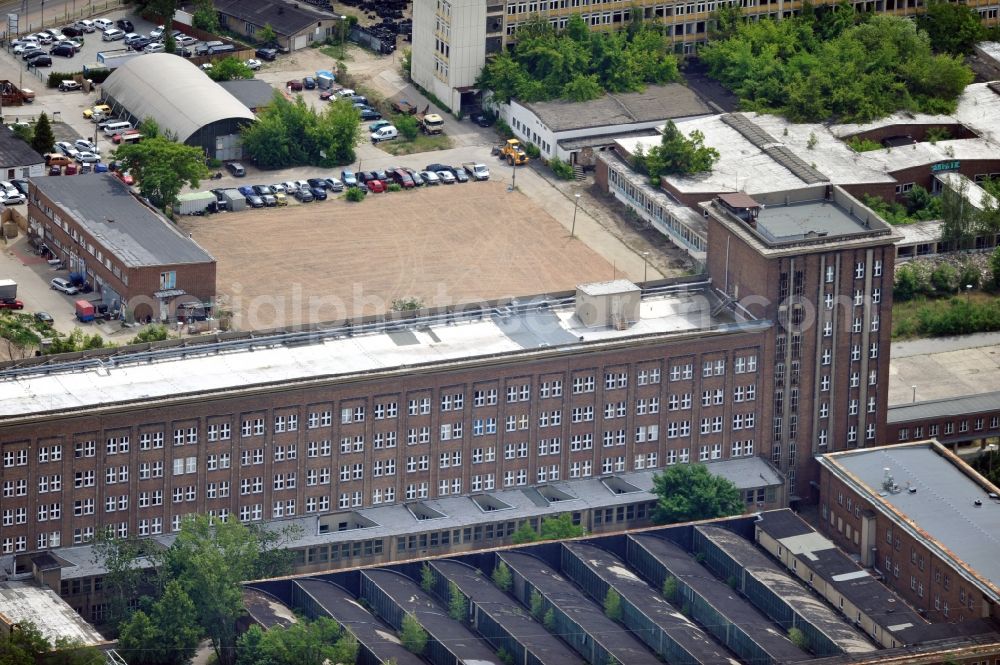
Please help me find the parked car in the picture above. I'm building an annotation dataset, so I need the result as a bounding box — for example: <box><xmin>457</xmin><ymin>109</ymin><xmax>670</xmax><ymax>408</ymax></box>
<box><xmin>324</xmin><ymin>177</ymin><xmax>344</xmax><ymax>192</ymax></box>
<box><xmin>281</xmin><ymin>181</ymin><xmax>299</xmax><ymax>194</ymax></box>
<box><xmin>303</xmin><ymin>76</ymin><xmax>316</xmax><ymax>90</ymax></box>
<box><xmin>270</xmin><ymin>183</ymin><xmax>286</xmax><ymax>193</ymax></box>
<box><xmin>294</xmin><ymin>180</ymin><xmax>311</xmax><ymax>192</ymax></box>
<box><xmin>253</xmin><ymin>185</ymin><xmax>276</xmax><ymax>206</ymax></box>
<box><xmin>402</xmin><ymin>167</ymin><xmax>424</xmax><ymax>186</ymax></box>
<box><xmin>366</xmin><ymin>178</ymin><xmax>386</xmax><ymax>193</ymax></box>
<box><xmin>255</xmin><ymin>47</ymin><xmax>278</xmax><ymax>61</ymax></box>
<box><xmin>226</xmin><ymin>162</ymin><xmax>246</xmax><ymax>177</ymax></box>
<box><xmin>50</xmin><ymin>43</ymin><xmax>75</xmax><ymax>57</ymax></box>
<box><xmin>437</xmin><ymin>170</ymin><xmax>456</xmax><ymax>184</ymax></box>
<box><xmin>28</xmin><ymin>55</ymin><xmax>53</xmax><ymax>67</ymax></box>
<box><xmin>32</xmin><ymin>32</ymin><xmax>52</xmax><ymax>44</ymax></box>
<box><xmin>116</xmin><ymin>171</ymin><xmax>134</xmax><ymax>185</ymax></box>
<box><xmin>55</xmin><ymin>141</ymin><xmax>75</xmax><ymax>155</ymax></box>
<box><xmin>245</xmin><ymin>193</ymin><xmax>264</xmax><ymax>208</ymax></box>
<box><xmin>34</xmin><ymin>311</ymin><xmax>54</xmax><ymax>324</ymax></box>
<box><xmin>11</xmin><ymin>180</ymin><xmax>29</xmax><ymax>196</ymax></box>
<box><xmin>470</xmin><ymin>112</ymin><xmax>495</xmax><ymax>127</ymax></box>
<box><xmin>74</xmin><ymin>139</ymin><xmax>99</xmax><ymax>153</ymax></box>
<box><xmin>340</xmin><ymin>170</ymin><xmax>358</xmax><ymax>187</ymax></box>
<box><xmin>371</xmin><ymin>125</ymin><xmax>398</xmax><ymax>144</ymax></box>
<box><xmin>273</xmin><ymin>191</ymin><xmax>287</xmax><ymax>206</ymax></box>
<box><xmin>83</xmin><ymin>103</ymin><xmax>111</xmax><ymax>119</ymax></box>
<box><xmin>101</xmin><ymin>28</ymin><xmax>125</xmax><ymax>41</ymax></box>
<box><xmin>123</xmin><ymin>33</ymin><xmax>143</xmax><ymax>45</ymax></box>
<box><xmin>48</xmin><ymin>165</ymin><xmax>62</xmax><ymax>176</ymax></box>
<box><xmin>244</xmin><ymin>58</ymin><xmax>262</xmax><ymax>70</ymax></box>
<box><xmin>75</xmin><ymin>151</ymin><xmax>99</xmax><ymax>164</ymax></box>
<box><xmin>74</xmin><ymin>19</ymin><xmax>95</xmax><ymax>33</ymax></box>
<box><xmin>143</xmin><ymin>42</ymin><xmax>165</xmax><ymax>53</ymax></box>
<box><xmin>50</xmin><ymin>277</ymin><xmax>79</xmax><ymax>295</ymax></box>
<box><xmin>452</xmin><ymin>167</ymin><xmax>469</xmax><ymax>183</ymax></box>
<box><xmin>61</xmin><ymin>26</ymin><xmax>83</xmax><ymax>37</ymax></box>
<box><xmin>93</xmin><ymin>18</ymin><xmax>114</xmax><ymax>31</ymax></box>
<box><xmin>359</xmin><ymin>107</ymin><xmax>382</xmax><ymax>121</ymax></box>
<box><xmin>0</xmin><ymin>298</ymin><xmax>24</xmax><ymax>310</ymax></box>
<box><xmin>149</xmin><ymin>24</ymin><xmax>165</xmax><ymax>39</ymax></box>
<box><xmin>64</xmin><ymin>162</ymin><xmax>78</xmax><ymax>175</ymax></box>
<box><xmin>294</xmin><ymin>187</ymin><xmax>313</xmax><ymax>202</ymax></box>
<box><xmin>287</xmin><ymin>79</ymin><xmax>303</xmax><ymax>92</ymax></box>
<box><xmin>391</xmin><ymin>169</ymin><xmax>415</xmax><ymax>188</ymax></box>
<box><xmin>369</xmin><ymin>119</ymin><xmax>392</xmax><ymax>132</ymax></box>
<box><xmin>310</xmin><ymin>186</ymin><xmax>327</xmax><ymax>201</ymax></box>
<box><xmin>20</xmin><ymin>45</ymin><xmax>43</xmax><ymax>59</ymax></box>
<box><xmin>130</xmin><ymin>37</ymin><xmax>151</xmax><ymax>51</ymax></box>
<box><xmin>116</xmin><ymin>18</ymin><xmax>134</xmax><ymax>32</ymax></box>
<box><xmin>419</xmin><ymin>170</ymin><xmax>440</xmax><ymax>185</ymax></box>
<box><xmin>0</xmin><ymin>191</ymin><xmax>25</xmax><ymax>205</ymax></box>
<box><xmin>237</xmin><ymin>185</ymin><xmax>255</xmax><ymax>197</ymax></box>
<box><xmin>306</xmin><ymin>178</ymin><xmax>329</xmax><ymax>190</ymax></box>
<box><xmin>175</xmin><ymin>34</ymin><xmax>196</xmax><ymax>47</ymax></box>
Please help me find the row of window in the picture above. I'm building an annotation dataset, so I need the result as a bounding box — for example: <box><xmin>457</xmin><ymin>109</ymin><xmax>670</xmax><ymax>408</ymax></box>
<box><xmin>897</xmin><ymin>415</ymin><xmax>1000</xmax><ymax>441</ymax></box>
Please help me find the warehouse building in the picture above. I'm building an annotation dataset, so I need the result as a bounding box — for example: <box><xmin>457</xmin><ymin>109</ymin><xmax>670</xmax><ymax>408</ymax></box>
<box><xmin>817</xmin><ymin>440</ymin><xmax>1000</xmax><ymax>624</ymax></box>
<box><xmin>100</xmin><ymin>54</ymin><xmax>255</xmax><ymax>160</ymax></box>
<box><xmin>0</xmin><ymin>129</ymin><xmax>44</xmax><ymax>180</ymax></box>
<box><xmin>214</xmin><ymin>0</ymin><xmax>342</xmax><ymax>52</ymax></box>
<box><xmin>245</xmin><ymin>513</ymin><xmax>1000</xmax><ymax>665</ymax></box>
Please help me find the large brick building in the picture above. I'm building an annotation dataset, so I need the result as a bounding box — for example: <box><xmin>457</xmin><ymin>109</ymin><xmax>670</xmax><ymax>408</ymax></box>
<box><xmin>27</xmin><ymin>174</ymin><xmax>216</xmax><ymax>322</ymax></box>
<box><xmin>817</xmin><ymin>441</ymin><xmax>1000</xmax><ymax>624</ymax></box>
<box><xmin>0</xmin><ymin>185</ymin><xmax>895</xmax><ymax>573</ymax></box>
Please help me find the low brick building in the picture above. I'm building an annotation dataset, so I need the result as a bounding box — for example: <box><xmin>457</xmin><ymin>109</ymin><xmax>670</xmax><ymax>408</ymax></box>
<box><xmin>27</xmin><ymin>174</ymin><xmax>216</xmax><ymax>322</ymax></box>
<box><xmin>817</xmin><ymin>441</ymin><xmax>1000</xmax><ymax>624</ymax></box>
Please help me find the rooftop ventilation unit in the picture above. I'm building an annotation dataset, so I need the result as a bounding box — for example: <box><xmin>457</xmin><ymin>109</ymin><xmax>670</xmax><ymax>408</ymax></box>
<box><xmin>574</xmin><ymin>280</ymin><xmax>640</xmax><ymax>329</ymax></box>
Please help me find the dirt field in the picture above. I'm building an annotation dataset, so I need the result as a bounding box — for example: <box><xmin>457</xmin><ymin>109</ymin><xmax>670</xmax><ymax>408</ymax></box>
<box><xmin>179</xmin><ymin>183</ymin><xmax>618</xmax><ymax>329</ymax></box>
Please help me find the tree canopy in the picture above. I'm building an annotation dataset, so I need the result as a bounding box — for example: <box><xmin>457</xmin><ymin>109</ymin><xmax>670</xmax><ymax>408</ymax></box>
<box><xmin>477</xmin><ymin>14</ymin><xmax>679</xmax><ymax>103</ymax></box>
<box><xmin>634</xmin><ymin>120</ymin><xmax>720</xmax><ymax>180</ymax></box>
<box><xmin>206</xmin><ymin>56</ymin><xmax>254</xmax><ymax>82</ymax></box>
<box><xmin>31</xmin><ymin>112</ymin><xmax>55</xmax><ymax>156</ymax></box>
<box><xmin>241</xmin><ymin>92</ymin><xmax>361</xmax><ymax>169</ymax></box>
<box><xmin>235</xmin><ymin>617</ymin><xmax>358</xmax><ymax>665</ymax></box>
<box><xmin>114</xmin><ymin>137</ymin><xmax>210</xmax><ymax>208</ymax></box>
<box><xmin>917</xmin><ymin>0</ymin><xmax>984</xmax><ymax>55</ymax></box>
<box><xmin>700</xmin><ymin>11</ymin><xmax>973</xmax><ymax>122</ymax></box>
<box><xmin>0</xmin><ymin>621</ymin><xmax>104</xmax><ymax>665</ymax></box>
<box><xmin>651</xmin><ymin>464</ymin><xmax>744</xmax><ymax>524</ymax></box>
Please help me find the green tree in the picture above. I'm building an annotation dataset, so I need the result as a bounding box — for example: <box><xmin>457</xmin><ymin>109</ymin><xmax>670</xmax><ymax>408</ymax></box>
<box><xmin>0</xmin><ymin>312</ymin><xmax>43</xmax><ymax>359</ymax></box>
<box><xmin>492</xmin><ymin>562</ymin><xmax>513</xmax><ymax>592</ymax></box>
<box><xmin>604</xmin><ymin>588</ymin><xmax>623</xmax><ymax>621</ymax></box>
<box><xmin>711</xmin><ymin>4</ymin><xmax>744</xmax><ymax>38</ymax></box>
<box><xmin>512</xmin><ymin>522</ymin><xmax>540</xmax><ymax>544</ymax></box>
<box><xmin>138</xmin><ymin>116</ymin><xmax>163</xmax><ymax>139</ymax></box>
<box><xmin>192</xmin><ymin>0</ymin><xmax>219</xmax><ymax>33</ymax></box>
<box><xmin>130</xmin><ymin>324</ymin><xmax>169</xmax><ymax>344</ymax></box>
<box><xmin>420</xmin><ymin>563</ymin><xmax>435</xmax><ymax>593</ymax></box>
<box><xmin>940</xmin><ymin>178</ymin><xmax>977</xmax><ymax>252</ymax></box>
<box><xmin>930</xmin><ymin>262</ymin><xmax>959</xmax><ymax>295</ymax></box>
<box><xmin>116</xmin><ymin>611</ymin><xmax>160</xmax><ymax>665</ymax></box>
<box><xmin>91</xmin><ymin>531</ymin><xmax>157</xmax><ymax>629</ymax></box>
<box><xmin>395</xmin><ymin>114</ymin><xmax>419</xmax><ymax>140</ymax></box>
<box><xmin>893</xmin><ymin>264</ymin><xmax>925</xmax><ymax>301</ymax></box>
<box><xmin>0</xmin><ymin>621</ymin><xmax>51</xmax><ymax>665</ymax></box>
<box><xmin>651</xmin><ymin>464</ymin><xmax>744</xmax><ymax>524</ymax></box>
<box><xmin>46</xmin><ymin>640</ymin><xmax>106</xmax><ymax>665</ymax></box>
<box><xmin>207</xmin><ymin>56</ymin><xmax>254</xmax><ymax>81</ymax></box>
<box><xmin>400</xmin><ymin>614</ymin><xmax>428</xmax><ymax>654</ymax></box>
<box><xmin>259</xmin><ymin>23</ymin><xmax>277</xmax><ymax>46</ymax></box>
<box><xmin>46</xmin><ymin>328</ymin><xmax>109</xmax><ymax>354</ymax></box>
<box><xmin>236</xmin><ymin>617</ymin><xmax>357</xmax><ymax>665</ymax></box>
<box><xmin>543</xmin><ymin>608</ymin><xmax>556</xmax><ymax>631</ymax></box>
<box><xmin>114</xmin><ymin>137</ymin><xmax>210</xmax><ymax>209</ymax></box>
<box><xmin>638</xmin><ymin>121</ymin><xmax>720</xmax><ymax>179</ymax></box>
<box><xmin>918</xmin><ymin>0</ymin><xmax>983</xmax><ymax>54</ymax></box>
<box><xmin>788</xmin><ymin>627</ymin><xmax>810</xmax><ymax>651</ymax></box>
<box><xmin>448</xmin><ymin>581</ymin><xmax>468</xmax><ymax>622</ymax></box>
<box><xmin>31</xmin><ymin>112</ymin><xmax>55</xmax><ymax>156</ymax></box>
<box><xmin>401</xmin><ymin>48</ymin><xmax>412</xmax><ymax>80</ymax></box>
<box><xmin>150</xmin><ymin>581</ymin><xmax>201</xmax><ymax>665</ymax></box>
<box><xmin>540</xmin><ymin>513</ymin><xmax>585</xmax><ymax>540</ymax></box>
<box><xmin>662</xmin><ymin>576</ymin><xmax>679</xmax><ymax>602</ymax></box>
<box><xmin>530</xmin><ymin>589</ymin><xmax>545</xmax><ymax>619</ymax></box>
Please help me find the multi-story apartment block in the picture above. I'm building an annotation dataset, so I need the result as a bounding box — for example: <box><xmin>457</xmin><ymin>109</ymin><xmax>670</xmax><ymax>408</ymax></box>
<box><xmin>0</xmin><ymin>184</ymin><xmax>896</xmax><ymax>569</ymax></box>
<box><xmin>412</xmin><ymin>0</ymin><xmax>1000</xmax><ymax>113</ymax></box>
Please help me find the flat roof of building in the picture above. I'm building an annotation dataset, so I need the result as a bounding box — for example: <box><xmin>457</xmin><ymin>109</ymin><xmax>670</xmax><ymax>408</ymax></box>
<box><xmin>936</xmin><ymin>172</ymin><xmax>998</xmax><ymax>211</ymax></box>
<box><xmin>755</xmin><ymin>511</ymin><xmax>929</xmax><ymax>642</ymax></box>
<box><xmin>894</xmin><ymin>220</ymin><xmax>943</xmax><ymax>246</ymax></box>
<box><xmin>888</xmin><ymin>390</ymin><xmax>1000</xmax><ymax>424</ymax></box>
<box><xmin>695</xmin><ymin>525</ymin><xmax>876</xmax><ymax>653</ymax></box>
<box><xmin>292</xmin><ymin>579</ymin><xmax>425</xmax><ymax>665</ymax></box>
<box><xmin>0</xmin><ymin>581</ymin><xmax>106</xmax><ymax>647</ymax></box>
<box><xmin>521</xmin><ymin>84</ymin><xmax>712</xmax><ymax>133</ymax></box>
<box><xmin>242</xmin><ymin>587</ymin><xmax>298</xmax><ymax>629</ymax></box>
<box><xmin>818</xmin><ymin>442</ymin><xmax>1000</xmax><ymax>600</ymax></box>
<box><xmin>755</xmin><ymin>199</ymin><xmax>871</xmax><ymax>240</ymax></box>
<box><xmin>30</xmin><ymin>174</ymin><xmax>215</xmax><ymax>268</ymax></box>
<box><xmin>0</xmin><ymin>282</ymin><xmax>763</xmax><ymax>420</ymax></box>
<box><xmin>499</xmin><ymin>551</ymin><xmax>663</xmax><ymax>665</ymax></box>
<box><xmin>431</xmin><ymin>560</ymin><xmax>588</xmax><ymax>665</ymax></box>
<box><xmin>888</xmin><ymin>333</ymin><xmax>1000</xmax><ymax>406</ymax></box>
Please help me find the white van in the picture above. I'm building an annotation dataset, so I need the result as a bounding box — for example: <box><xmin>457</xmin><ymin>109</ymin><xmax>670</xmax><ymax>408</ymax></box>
<box><xmin>371</xmin><ymin>125</ymin><xmax>398</xmax><ymax>144</ymax></box>
<box><xmin>103</xmin><ymin>121</ymin><xmax>132</xmax><ymax>136</ymax></box>
<box><xmin>101</xmin><ymin>28</ymin><xmax>125</xmax><ymax>41</ymax></box>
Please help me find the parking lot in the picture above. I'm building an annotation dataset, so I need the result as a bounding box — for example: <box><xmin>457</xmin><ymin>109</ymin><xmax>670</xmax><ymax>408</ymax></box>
<box><xmin>177</xmin><ymin>181</ymin><xmax>617</xmax><ymax>329</ymax></box>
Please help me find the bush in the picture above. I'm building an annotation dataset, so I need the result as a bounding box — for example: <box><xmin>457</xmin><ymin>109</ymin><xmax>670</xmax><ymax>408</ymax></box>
<box><xmin>495</xmin><ymin>118</ymin><xmax>514</xmax><ymax>139</ymax></box>
<box><xmin>959</xmin><ymin>261</ymin><xmax>981</xmax><ymax>290</ymax></box>
<box><xmin>400</xmin><ymin>614</ymin><xmax>427</xmax><ymax>654</ymax></box>
<box><xmin>492</xmin><ymin>562</ymin><xmax>512</xmax><ymax>592</ymax></box>
<box><xmin>448</xmin><ymin>582</ymin><xmax>468</xmax><ymax>622</ymax></box>
<box><xmin>549</xmin><ymin>156</ymin><xmax>575</xmax><ymax>180</ymax></box>
<box><xmin>420</xmin><ymin>563</ymin><xmax>434</xmax><ymax>593</ymax></box>
<box><xmin>387</xmin><ymin>183</ymin><xmax>402</xmax><ymax>192</ymax></box>
<box><xmin>991</xmin><ymin>247</ymin><xmax>1000</xmax><ymax>290</ymax></box>
<box><xmin>46</xmin><ymin>68</ymin><xmax>111</xmax><ymax>88</ymax></box>
<box><xmin>789</xmin><ymin>627</ymin><xmax>810</xmax><ymax>651</ymax></box>
<box><xmin>662</xmin><ymin>576</ymin><xmax>679</xmax><ymax>602</ymax></box>
<box><xmin>524</xmin><ymin>142</ymin><xmax>541</xmax><ymax>159</ymax></box>
<box><xmin>344</xmin><ymin>186</ymin><xmax>366</xmax><ymax>202</ymax></box>
<box><xmin>894</xmin><ymin>264</ymin><xmax>926</xmax><ymax>301</ymax></box>
<box><xmin>603</xmin><ymin>589</ymin><xmax>622</xmax><ymax>621</ymax></box>
<box><xmin>395</xmin><ymin>114</ymin><xmax>419</xmax><ymax>140</ymax></box>
<box><xmin>530</xmin><ymin>589</ymin><xmax>544</xmax><ymax>619</ymax></box>
<box><xmin>930</xmin><ymin>262</ymin><xmax>959</xmax><ymax>295</ymax></box>
<box><xmin>847</xmin><ymin>137</ymin><xmax>883</xmax><ymax>152</ymax></box>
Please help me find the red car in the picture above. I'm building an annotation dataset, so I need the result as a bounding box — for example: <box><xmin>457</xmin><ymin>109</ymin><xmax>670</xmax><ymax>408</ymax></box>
<box><xmin>319</xmin><ymin>89</ymin><xmax>334</xmax><ymax>101</ymax></box>
<box><xmin>287</xmin><ymin>79</ymin><xmax>303</xmax><ymax>92</ymax></box>
<box><xmin>116</xmin><ymin>171</ymin><xmax>134</xmax><ymax>185</ymax></box>
<box><xmin>0</xmin><ymin>298</ymin><xmax>24</xmax><ymax>310</ymax></box>
<box><xmin>366</xmin><ymin>179</ymin><xmax>385</xmax><ymax>193</ymax></box>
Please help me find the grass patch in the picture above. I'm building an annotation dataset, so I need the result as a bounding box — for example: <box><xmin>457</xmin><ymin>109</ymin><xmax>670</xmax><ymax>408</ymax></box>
<box><xmin>892</xmin><ymin>291</ymin><xmax>1000</xmax><ymax>339</ymax></box>
<box><xmin>379</xmin><ymin>133</ymin><xmax>454</xmax><ymax>156</ymax></box>
<box><xmin>319</xmin><ymin>44</ymin><xmax>353</xmax><ymax>61</ymax></box>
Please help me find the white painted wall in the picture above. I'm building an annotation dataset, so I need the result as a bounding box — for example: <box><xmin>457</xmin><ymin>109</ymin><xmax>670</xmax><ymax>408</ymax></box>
<box><xmin>411</xmin><ymin>0</ymin><xmax>486</xmax><ymax>112</ymax></box>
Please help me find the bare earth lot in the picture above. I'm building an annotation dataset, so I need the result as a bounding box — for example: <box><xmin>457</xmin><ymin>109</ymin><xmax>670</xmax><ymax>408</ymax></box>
<box><xmin>179</xmin><ymin>183</ymin><xmax>617</xmax><ymax>329</ymax></box>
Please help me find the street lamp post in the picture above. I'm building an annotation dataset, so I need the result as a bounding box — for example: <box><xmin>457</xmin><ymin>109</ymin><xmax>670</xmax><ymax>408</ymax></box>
<box><xmin>966</xmin><ymin>284</ymin><xmax>973</xmax><ymax>304</ymax></box>
<box><xmin>571</xmin><ymin>193</ymin><xmax>580</xmax><ymax>238</ymax></box>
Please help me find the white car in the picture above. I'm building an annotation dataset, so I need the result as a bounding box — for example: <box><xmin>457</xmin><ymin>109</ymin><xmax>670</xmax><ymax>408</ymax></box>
<box><xmin>200</xmin><ymin>63</ymin><xmax>213</xmax><ymax>72</ymax></box>
<box><xmin>55</xmin><ymin>141</ymin><xmax>75</xmax><ymax>155</ymax></box>
<box><xmin>75</xmin><ymin>19</ymin><xmax>96</xmax><ymax>33</ymax></box>
<box><xmin>50</xmin><ymin>277</ymin><xmax>79</xmax><ymax>295</ymax></box>
<box><xmin>281</xmin><ymin>181</ymin><xmax>299</xmax><ymax>194</ymax></box>
<box><xmin>0</xmin><ymin>181</ymin><xmax>18</xmax><ymax>197</ymax></box>
<box><xmin>75</xmin><ymin>151</ymin><xmax>100</xmax><ymax>164</ymax></box>
<box><xmin>149</xmin><ymin>25</ymin><xmax>165</xmax><ymax>39</ymax></box>
<box><xmin>32</xmin><ymin>32</ymin><xmax>52</xmax><ymax>44</ymax></box>
<box><xmin>101</xmin><ymin>28</ymin><xmax>125</xmax><ymax>41</ymax></box>
<box><xmin>0</xmin><ymin>192</ymin><xmax>25</xmax><ymax>205</ymax></box>
<box><xmin>337</xmin><ymin>88</ymin><xmax>356</xmax><ymax>98</ymax></box>
<box><xmin>143</xmin><ymin>42</ymin><xmax>165</xmax><ymax>53</ymax></box>
<box><xmin>436</xmin><ymin>170</ymin><xmax>456</xmax><ymax>184</ymax></box>
<box><xmin>270</xmin><ymin>183</ymin><xmax>286</xmax><ymax>193</ymax></box>
<box><xmin>74</xmin><ymin>139</ymin><xmax>99</xmax><ymax>154</ymax></box>
<box><xmin>93</xmin><ymin>18</ymin><xmax>114</xmax><ymax>31</ymax></box>
<box><xmin>244</xmin><ymin>58</ymin><xmax>262</xmax><ymax>70</ymax></box>
<box><xmin>419</xmin><ymin>170</ymin><xmax>440</xmax><ymax>185</ymax></box>
<box><xmin>175</xmin><ymin>34</ymin><xmax>196</xmax><ymax>46</ymax></box>
<box><xmin>13</xmin><ymin>41</ymin><xmax>38</xmax><ymax>54</ymax></box>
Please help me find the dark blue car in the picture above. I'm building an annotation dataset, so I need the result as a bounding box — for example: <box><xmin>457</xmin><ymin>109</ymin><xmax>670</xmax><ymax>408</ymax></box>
<box><xmin>238</xmin><ymin>185</ymin><xmax>255</xmax><ymax>196</ymax></box>
<box><xmin>311</xmin><ymin>187</ymin><xmax>327</xmax><ymax>201</ymax></box>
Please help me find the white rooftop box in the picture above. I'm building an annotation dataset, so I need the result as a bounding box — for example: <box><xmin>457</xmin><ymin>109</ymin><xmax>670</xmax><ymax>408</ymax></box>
<box><xmin>574</xmin><ymin>279</ymin><xmax>641</xmax><ymax>329</ymax></box>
